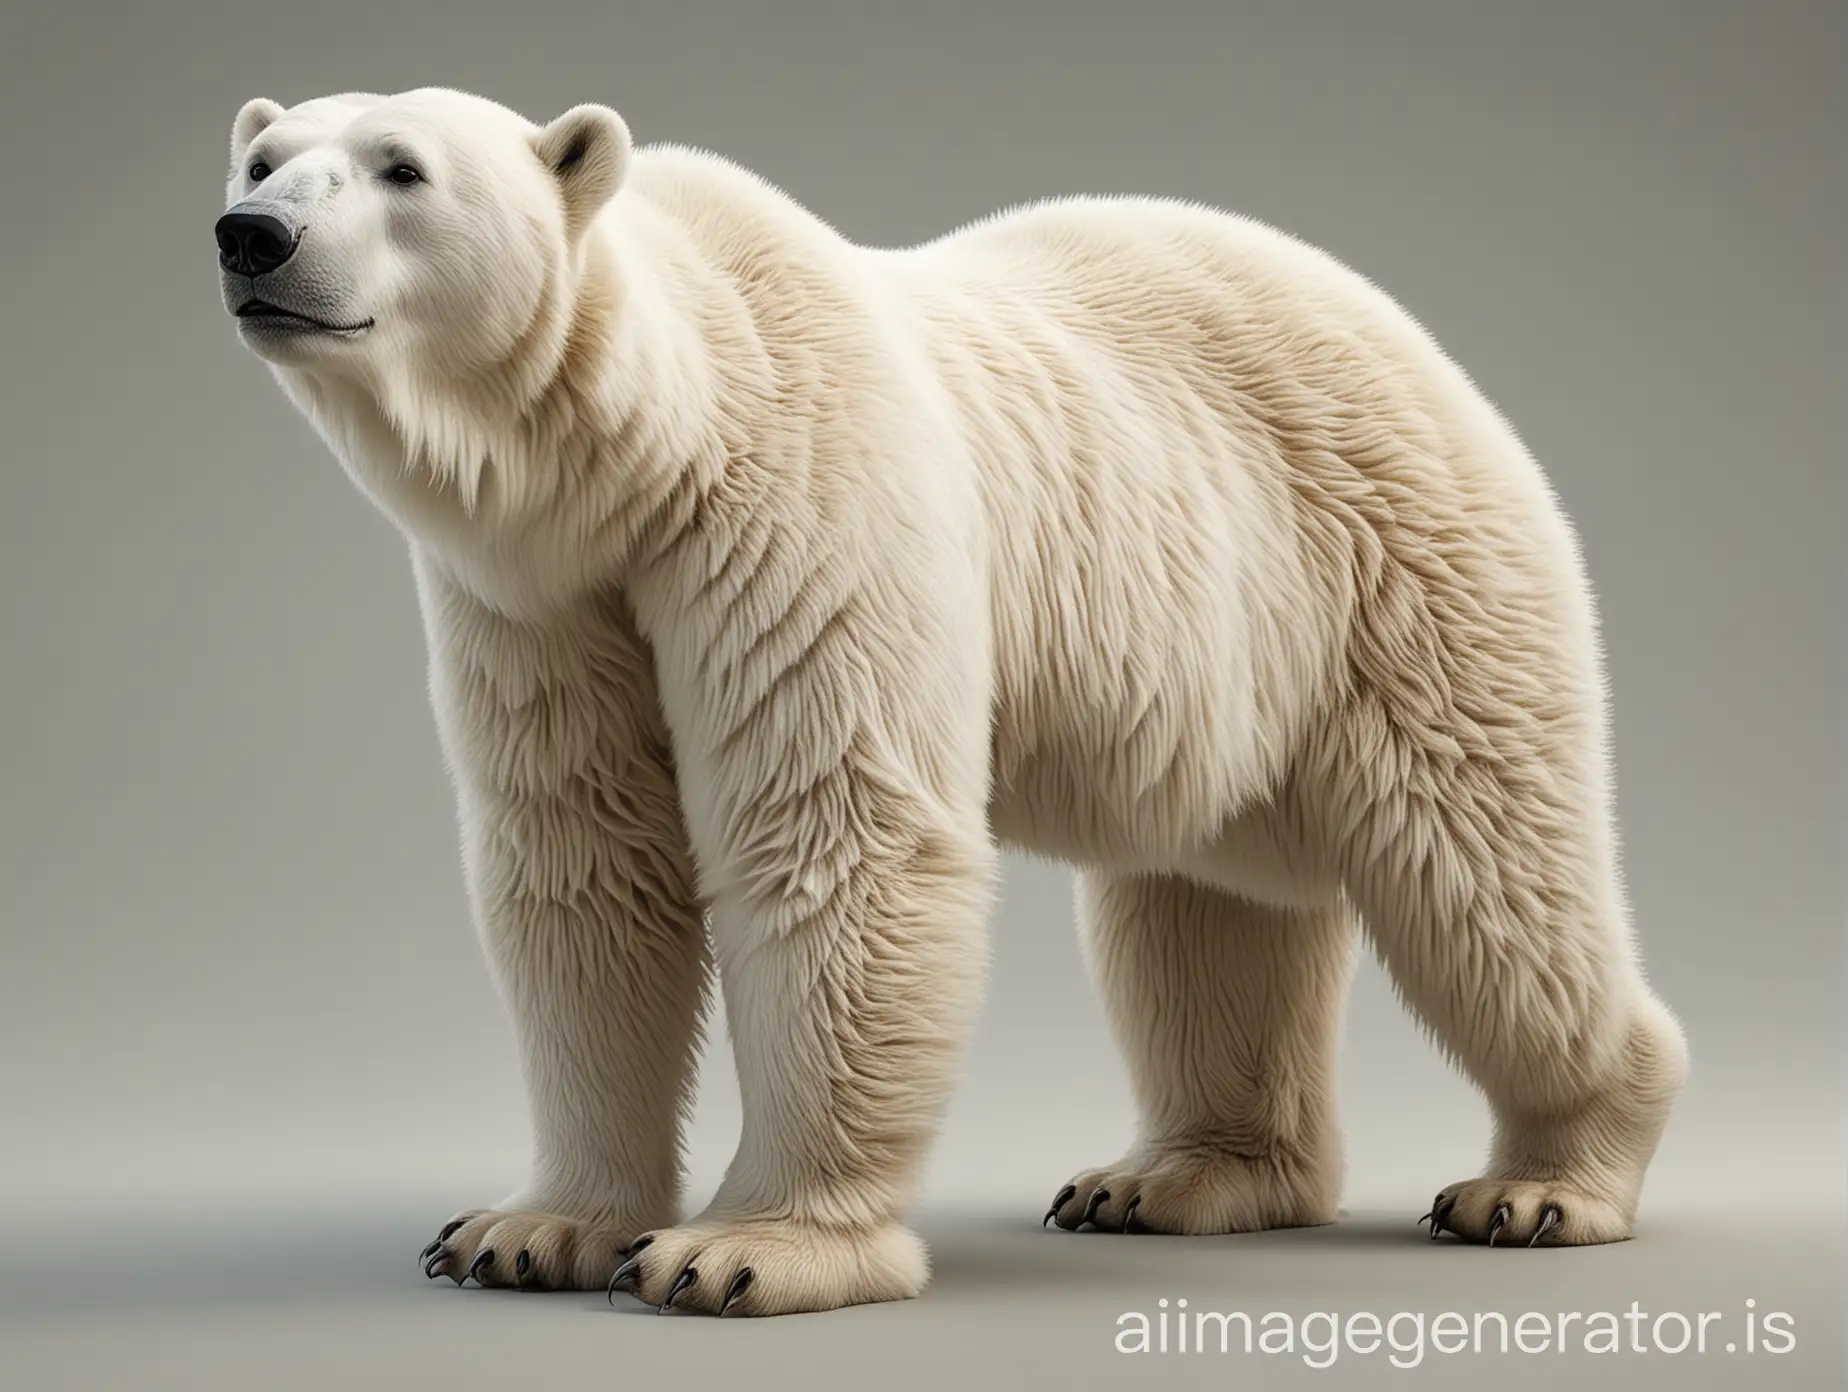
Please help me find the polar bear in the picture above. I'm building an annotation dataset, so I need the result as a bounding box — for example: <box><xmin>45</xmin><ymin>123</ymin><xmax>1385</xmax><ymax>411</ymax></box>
<box><xmin>215</xmin><ymin>87</ymin><xmax>1688</xmax><ymax>1316</ymax></box>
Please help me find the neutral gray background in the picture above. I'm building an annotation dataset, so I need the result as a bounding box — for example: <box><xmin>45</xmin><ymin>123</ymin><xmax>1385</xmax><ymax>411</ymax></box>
<box><xmin>1</xmin><ymin>0</ymin><xmax>1841</xmax><ymax>1387</ymax></box>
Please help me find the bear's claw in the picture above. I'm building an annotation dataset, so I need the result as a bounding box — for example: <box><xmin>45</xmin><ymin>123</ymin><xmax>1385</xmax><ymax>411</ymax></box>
<box><xmin>606</xmin><ymin>1254</ymin><xmax>643</xmax><ymax>1302</ymax></box>
<box><xmin>720</xmin><ymin>1268</ymin><xmax>755</xmax><ymax>1315</ymax></box>
<box><xmin>418</xmin><ymin>1213</ymin><xmax>478</xmax><ymax>1280</ymax></box>
<box><xmin>1487</xmin><ymin>1204</ymin><xmax>1511</xmax><ymax>1246</ymax></box>
<box><xmin>1043</xmin><ymin>1184</ymin><xmax>1076</xmax><ymax>1228</ymax></box>
<box><xmin>1427</xmin><ymin>1193</ymin><xmax>1457</xmax><ymax>1240</ymax></box>
<box><xmin>1530</xmin><ymin>1204</ymin><xmax>1562</xmax><ymax>1246</ymax></box>
<box><xmin>660</xmin><ymin>1266</ymin><xmax>699</xmax><ymax>1313</ymax></box>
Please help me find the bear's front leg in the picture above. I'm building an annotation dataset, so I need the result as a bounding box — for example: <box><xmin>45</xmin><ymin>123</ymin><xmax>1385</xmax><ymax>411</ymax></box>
<box><xmin>609</xmin><ymin>565</ymin><xmax>998</xmax><ymax>1315</ymax></box>
<box><xmin>411</xmin><ymin>560</ymin><xmax>711</xmax><ymax>1290</ymax></box>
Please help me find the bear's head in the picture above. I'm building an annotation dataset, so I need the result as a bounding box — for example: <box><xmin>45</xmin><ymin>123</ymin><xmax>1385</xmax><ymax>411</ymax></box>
<box><xmin>215</xmin><ymin>87</ymin><xmax>628</xmax><ymax>386</ymax></box>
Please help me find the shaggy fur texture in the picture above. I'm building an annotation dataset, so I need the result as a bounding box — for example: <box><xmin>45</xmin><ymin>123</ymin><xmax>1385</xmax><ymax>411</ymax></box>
<box><xmin>217</xmin><ymin>87</ymin><xmax>1688</xmax><ymax>1316</ymax></box>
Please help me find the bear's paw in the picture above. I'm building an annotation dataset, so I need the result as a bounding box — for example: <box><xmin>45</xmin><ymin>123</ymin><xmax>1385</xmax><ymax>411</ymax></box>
<box><xmin>418</xmin><ymin>1203</ymin><xmax>660</xmax><ymax>1291</ymax></box>
<box><xmin>605</xmin><ymin>1217</ymin><xmax>928</xmax><ymax>1317</ymax></box>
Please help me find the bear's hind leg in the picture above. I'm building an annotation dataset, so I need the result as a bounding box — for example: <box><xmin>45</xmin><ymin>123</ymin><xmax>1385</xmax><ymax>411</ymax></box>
<box><xmin>1046</xmin><ymin>873</ymin><xmax>1356</xmax><ymax>1234</ymax></box>
<box><xmin>1332</xmin><ymin>692</ymin><xmax>1690</xmax><ymax>1247</ymax></box>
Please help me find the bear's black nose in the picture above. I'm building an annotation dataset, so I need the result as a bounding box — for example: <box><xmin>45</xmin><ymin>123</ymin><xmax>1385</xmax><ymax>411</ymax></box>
<box><xmin>215</xmin><ymin>210</ymin><xmax>296</xmax><ymax>276</ymax></box>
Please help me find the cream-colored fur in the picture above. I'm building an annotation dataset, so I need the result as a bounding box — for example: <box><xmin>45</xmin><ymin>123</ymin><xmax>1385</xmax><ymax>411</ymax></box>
<box><xmin>216</xmin><ymin>88</ymin><xmax>1688</xmax><ymax>1316</ymax></box>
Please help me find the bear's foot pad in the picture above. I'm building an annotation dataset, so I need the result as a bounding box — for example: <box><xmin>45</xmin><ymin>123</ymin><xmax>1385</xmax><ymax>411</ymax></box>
<box><xmin>605</xmin><ymin>1217</ymin><xmax>927</xmax><ymax>1316</ymax></box>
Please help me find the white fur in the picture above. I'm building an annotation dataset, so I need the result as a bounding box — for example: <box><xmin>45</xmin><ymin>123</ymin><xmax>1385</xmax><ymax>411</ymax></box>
<box><xmin>219</xmin><ymin>88</ymin><xmax>1687</xmax><ymax>1315</ymax></box>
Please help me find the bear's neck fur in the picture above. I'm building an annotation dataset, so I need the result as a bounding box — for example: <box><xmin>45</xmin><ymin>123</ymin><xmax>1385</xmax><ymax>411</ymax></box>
<box><xmin>274</xmin><ymin>200</ymin><xmax>751</xmax><ymax>623</ymax></box>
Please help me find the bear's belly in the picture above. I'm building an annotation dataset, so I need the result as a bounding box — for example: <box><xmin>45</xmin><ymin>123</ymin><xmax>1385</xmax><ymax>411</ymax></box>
<box><xmin>966</xmin><ymin>401</ymin><xmax>1342</xmax><ymax>872</ymax></box>
<box><xmin>983</xmin><ymin>679</ymin><xmax>1275</xmax><ymax>868</ymax></box>
<box><xmin>986</xmin><ymin>743</ymin><xmax>1234</xmax><ymax>864</ymax></box>
<box><xmin>984</xmin><ymin>709</ymin><xmax>1348</xmax><ymax>910</ymax></box>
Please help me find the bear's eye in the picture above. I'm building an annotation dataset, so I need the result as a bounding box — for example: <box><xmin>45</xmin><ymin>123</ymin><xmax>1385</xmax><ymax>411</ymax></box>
<box><xmin>248</xmin><ymin>160</ymin><xmax>271</xmax><ymax>182</ymax></box>
<box><xmin>385</xmin><ymin>164</ymin><xmax>423</xmax><ymax>186</ymax></box>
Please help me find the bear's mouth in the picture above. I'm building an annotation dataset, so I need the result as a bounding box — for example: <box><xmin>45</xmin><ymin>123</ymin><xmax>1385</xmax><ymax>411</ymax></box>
<box><xmin>235</xmin><ymin>299</ymin><xmax>375</xmax><ymax>335</ymax></box>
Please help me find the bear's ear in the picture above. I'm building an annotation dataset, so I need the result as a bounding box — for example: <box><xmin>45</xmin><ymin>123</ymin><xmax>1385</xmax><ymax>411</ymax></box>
<box><xmin>230</xmin><ymin>97</ymin><xmax>285</xmax><ymax>167</ymax></box>
<box><xmin>531</xmin><ymin>104</ymin><xmax>631</xmax><ymax>240</ymax></box>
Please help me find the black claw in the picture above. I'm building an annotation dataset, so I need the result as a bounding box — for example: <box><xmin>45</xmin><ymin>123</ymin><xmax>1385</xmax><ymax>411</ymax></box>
<box><xmin>1415</xmin><ymin>1209</ymin><xmax>1434</xmax><ymax>1228</ymax></box>
<box><xmin>1044</xmin><ymin>1184</ymin><xmax>1077</xmax><ymax>1228</ymax></box>
<box><xmin>606</xmin><ymin>1255</ymin><xmax>643</xmax><ymax>1304</ymax></box>
<box><xmin>1122</xmin><ymin>1195</ymin><xmax>1143</xmax><ymax>1233</ymax></box>
<box><xmin>423</xmin><ymin>1246</ymin><xmax>451</xmax><ymax>1279</ymax></box>
<box><xmin>438</xmin><ymin>1218</ymin><xmax>468</xmax><ymax>1243</ymax></box>
<box><xmin>624</xmin><ymin>1234</ymin><xmax>656</xmax><ymax>1257</ymax></box>
<box><xmin>720</xmin><ymin>1267</ymin><xmax>755</xmax><ymax>1316</ymax></box>
<box><xmin>419</xmin><ymin>1238</ymin><xmax>443</xmax><ymax>1263</ymax></box>
<box><xmin>1530</xmin><ymin>1205</ymin><xmax>1561</xmax><ymax>1247</ymax></box>
<box><xmin>1081</xmin><ymin>1188</ymin><xmax>1111</xmax><ymax>1228</ymax></box>
<box><xmin>660</xmin><ymin>1266</ymin><xmax>698</xmax><ymax>1314</ymax></box>
<box><xmin>468</xmin><ymin>1249</ymin><xmax>496</xmax><ymax>1283</ymax></box>
<box><xmin>1429</xmin><ymin>1195</ymin><xmax>1455</xmax><ymax>1241</ymax></box>
<box><xmin>1487</xmin><ymin>1203</ymin><xmax>1510</xmax><ymax>1246</ymax></box>
<box><xmin>516</xmin><ymin>1250</ymin><xmax>532</xmax><ymax>1281</ymax></box>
